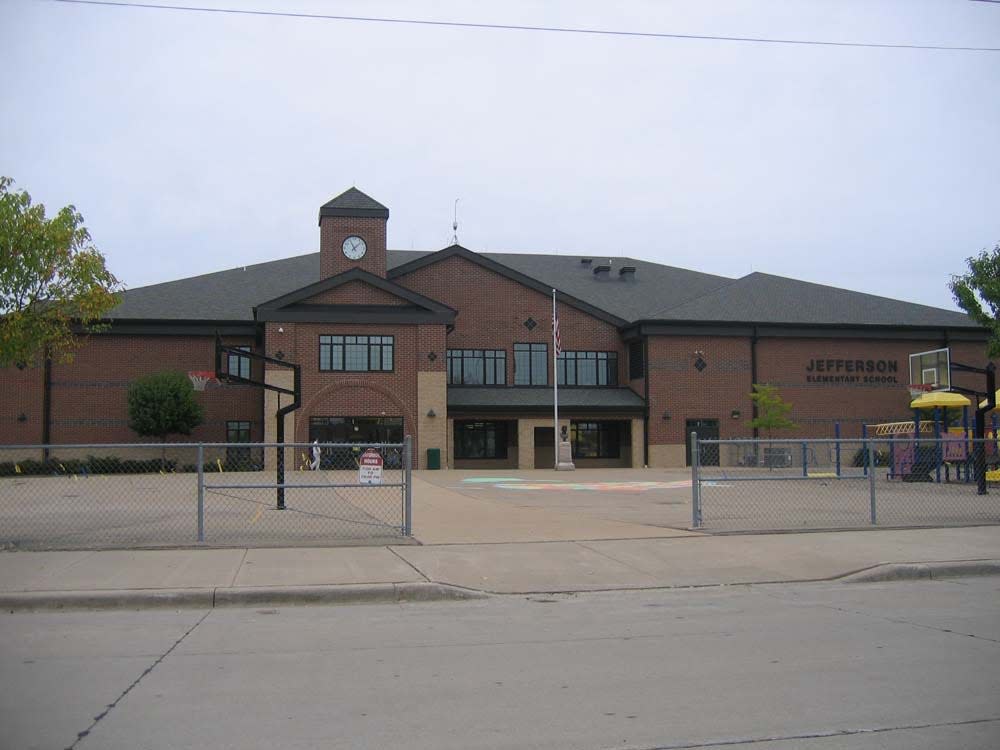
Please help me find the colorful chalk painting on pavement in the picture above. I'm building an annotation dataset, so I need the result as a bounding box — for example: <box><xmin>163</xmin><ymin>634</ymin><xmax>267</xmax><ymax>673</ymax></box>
<box><xmin>459</xmin><ymin>477</ymin><xmax>693</xmax><ymax>493</ymax></box>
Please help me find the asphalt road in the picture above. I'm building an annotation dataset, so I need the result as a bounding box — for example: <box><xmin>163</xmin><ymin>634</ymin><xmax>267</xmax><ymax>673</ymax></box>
<box><xmin>2</xmin><ymin>578</ymin><xmax>999</xmax><ymax>750</ymax></box>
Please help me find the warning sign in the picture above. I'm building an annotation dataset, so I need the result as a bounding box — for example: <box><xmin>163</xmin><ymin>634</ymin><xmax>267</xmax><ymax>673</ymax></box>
<box><xmin>358</xmin><ymin>448</ymin><xmax>384</xmax><ymax>485</ymax></box>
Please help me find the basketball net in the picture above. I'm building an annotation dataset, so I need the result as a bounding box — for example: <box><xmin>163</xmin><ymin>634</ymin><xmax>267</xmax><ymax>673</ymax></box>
<box><xmin>908</xmin><ymin>383</ymin><xmax>933</xmax><ymax>400</ymax></box>
<box><xmin>188</xmin><ymin>371</ymin><xmax>219</xmax><ymax>392</ymax></box>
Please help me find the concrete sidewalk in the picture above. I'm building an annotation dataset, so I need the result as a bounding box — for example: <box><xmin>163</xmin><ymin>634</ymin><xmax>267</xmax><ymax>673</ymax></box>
<box><xmin>1</xmin><ymin>526</ymin><xmax>998</xmax><ymax>610</ymax></box>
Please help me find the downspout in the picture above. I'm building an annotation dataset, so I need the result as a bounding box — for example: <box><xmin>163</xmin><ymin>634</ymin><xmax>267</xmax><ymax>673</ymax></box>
<box><xmin>643</xmin><ymin>335</ymin><xmax>650</xmax><ymax>467</ymax></box>
<box><xmin>750</xmin><ymin>326</ymin><xmax>759</xmax><ymax>440</ymax></box>
<box><xmin>42</xmin><ymin>351</ymin><xmax>52</xmax><ymax>461</ymax></box>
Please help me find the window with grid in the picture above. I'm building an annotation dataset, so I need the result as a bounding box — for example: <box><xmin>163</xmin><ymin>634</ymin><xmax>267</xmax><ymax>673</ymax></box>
<box><xmin>446</xmin><ymin>349</ymin><xmax>506</xmax><ymax>385</ymax></box>
<box><xmin>514</xmin><ymin>343</ymin><xmax>547</xmax><ymax>385</ymax></box>
<box><xmin>571</xmin><ymin>421</ymin><xmax>622</xmax><ymax>459</ymax></box>
<box><xmin>227</xmin><ymin>346</ymin><xmax>251</xmax><ymax>380</ymax></box>
<box><xmin>454</xmin><ymin>421</ymin><xmax>509</xmax><ymax>459</ymax></box>
<box><xmin>319</xmin><ymin>335</ymin><xmax>394</xmax><ymax>372</ymax></box>
<box><xmin>557</xmin><ymin>351</ymin><xmax>618</xmax><ymax>386</ymax></box>
<box><xmin>226</xmin><ymin>421</ymin><xmax>251</xmax><ymax>443</ymax></box>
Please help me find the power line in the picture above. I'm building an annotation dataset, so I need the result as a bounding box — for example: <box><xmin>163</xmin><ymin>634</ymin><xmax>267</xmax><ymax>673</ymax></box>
<box><xmin>48</xmin><ymin>0</ymin><xmax>1000</xmax><ymax>52</ymax></box>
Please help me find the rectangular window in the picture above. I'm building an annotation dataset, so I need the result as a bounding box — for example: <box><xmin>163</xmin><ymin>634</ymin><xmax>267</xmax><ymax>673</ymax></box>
<box><xmin>226</xmin><ymin>420</ymin><xmax>251</xmax><ymax>443</ymax></box>
<box><xmin>225</xmin><ymin>420</ymin><xmax>253</xmax><ymax>466</ymax></box>
<box><xmin>446</xmin><ymin>350</ymin><xmax>506</xmax><ymax>385</ymax></box>
<box><xmin>514</xmin><ymin>343</ymin><xmax>547</xmax><ymax>385</ymax></box>
<box><xmin>557</xmin><ymin>351</ymin><xmax>618</xmax><ymax>386</ymax></box>
<box><xmin>319</xmin><ymin>335</ymin><xmax>394</xmax><ymax>372</ymax></box>
<box><xmin>571</xmin><ymin>421</ymin><xmax>622</xmax><ymax>459</ymax></box>
<box><xmin>227</xmin><ymin>346</ymin><xmax>251</xmax><ymax>380</ymax></box>
<box><xmin>454</xmin><ymin>421</ymin><xmax>509</xmax><ymax>459</ymax></box>
<box><xmin>628</xmin><ymin>340</ymin><xmax>644</xmax><ymax>380</ymax></box>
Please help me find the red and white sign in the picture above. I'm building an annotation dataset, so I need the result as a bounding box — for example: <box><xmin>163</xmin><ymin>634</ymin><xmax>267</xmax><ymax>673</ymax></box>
<box><xmin>358</xmin><ymin>448</ymin><xmax>384</xmax><ymax>485</ymax></box>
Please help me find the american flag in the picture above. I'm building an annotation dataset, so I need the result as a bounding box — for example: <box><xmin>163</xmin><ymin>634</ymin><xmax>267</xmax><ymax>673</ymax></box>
<box><xmin>553</xmin><ymin>303</ymin><xmax>561</xmax><ymax>356</ymax></box>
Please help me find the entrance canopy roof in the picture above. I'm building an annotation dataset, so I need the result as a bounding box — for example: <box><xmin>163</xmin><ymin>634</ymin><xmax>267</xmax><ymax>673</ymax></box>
<box><xmin>448</xmin><ymin>387</ymin><xmax>646</xmax><ymax>414</ymax></box>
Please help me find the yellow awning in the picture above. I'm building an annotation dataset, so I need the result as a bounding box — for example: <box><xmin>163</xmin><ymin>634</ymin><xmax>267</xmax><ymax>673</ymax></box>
<box><xmin>910</xmin><ymin>391</ymin><xmax>971</xmax><ymax>409</ymax></box>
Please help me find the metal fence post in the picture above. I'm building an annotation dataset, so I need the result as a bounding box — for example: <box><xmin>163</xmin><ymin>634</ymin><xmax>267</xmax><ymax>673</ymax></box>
<box><xmin>834</xmin><ymin>422</ymin><xmax>841</xmax><ymax>478</ymax></box>
<box><xmin>861</xmin><ymin>423</ymin><xmax>869</xmax><ymax>477</ymax></box>
<box><xmin>403</xmin><ymin>435</ymin><xmax>413</xmax><ymax>536</ymax></box>
<box><xmin>801</xmin><ymin>441</ymin><xmax>808</xmax><ymax>478</ymax></box>
<box><xmin>691</xmin><ymin>431</ymin><xmax>702</xmax><ymax>528</ymax></box>
<box><xmin>196</xmin><ymin>443</ymin><xmax>205</xmax><ymax>542</ymax></box>
<box><xmin>867</xmin><ymin>440</ymin><xmax>877</xmax><ymax>525</ymax></box>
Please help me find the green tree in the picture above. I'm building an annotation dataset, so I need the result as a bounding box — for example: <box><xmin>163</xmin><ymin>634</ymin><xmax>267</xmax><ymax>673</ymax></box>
<box><xmin>748</xmin><ymin>383</ymin><xmax>798</xmax><ymax>438</ymax></box>
<box><xmin>0</xmin><ymin>177</ymin><xmax>122</xmax><ymax>368</ymax></box>
<box><xmin>950</xmin><ymin>243</ymin><xmax>1000</xmax><ymax>357</ymax></box>
<box><xmin>127</xmin><ymin>372</ymin><xmax>204</xmax><ymax>467</ymax></box>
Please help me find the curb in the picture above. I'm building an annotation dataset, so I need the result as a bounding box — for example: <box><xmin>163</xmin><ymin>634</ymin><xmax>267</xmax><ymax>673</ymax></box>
<box><xmin>839</xmin><ymin>559</ymin><xmax>1000</xmax><ymax>583</ymax></box>
<box><xmin>0</xmin><ymin>582</ymin><xmax>487</xmax><ymax>612</ymax></box>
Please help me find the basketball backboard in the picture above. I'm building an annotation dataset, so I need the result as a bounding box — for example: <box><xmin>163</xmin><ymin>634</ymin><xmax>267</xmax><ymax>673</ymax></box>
<box><xmin>909</xmin><ymin>348</ymin><xmax>951</xmax><ymax>392</ymax></box>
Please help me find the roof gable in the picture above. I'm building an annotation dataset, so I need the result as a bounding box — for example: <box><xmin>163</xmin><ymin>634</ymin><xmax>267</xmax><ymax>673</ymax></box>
<box><xmin>389</xmin><ymin>244</ymin><xmax>629</xmax><ymax>327</ymax></box>
<box><xmin>255</xmin><ymin>268</ymin><xmax>455</xmax><ymax>325</ymax></box>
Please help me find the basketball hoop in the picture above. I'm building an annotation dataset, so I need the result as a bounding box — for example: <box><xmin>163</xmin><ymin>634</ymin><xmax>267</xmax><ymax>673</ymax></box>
<box><xmin>188</xmin><ymin>370</ymin><xmax>219</xmax><ymax>392</ymax></box>
<box><xmin>908</xmin><ymin>383</ymin><xmax>933</xmax><ymax>400</ymax></box>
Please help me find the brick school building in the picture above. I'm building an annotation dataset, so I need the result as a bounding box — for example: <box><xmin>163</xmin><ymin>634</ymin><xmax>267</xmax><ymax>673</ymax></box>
<box><xmin>1</xmin><ymin>188</ymin><xmax>987</xmax><ymax>468</ymax></box>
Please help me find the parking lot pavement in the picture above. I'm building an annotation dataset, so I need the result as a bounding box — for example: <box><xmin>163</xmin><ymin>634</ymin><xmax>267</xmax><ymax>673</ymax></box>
<box><xmin>411</xmin><ymin>469</ymin><xmax>697</xmax><ymax>543</ymax></box>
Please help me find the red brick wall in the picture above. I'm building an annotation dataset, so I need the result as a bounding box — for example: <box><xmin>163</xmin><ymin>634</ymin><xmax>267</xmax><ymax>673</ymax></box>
<box><xmin>0</xmin><ymin>362</ymin><xmax>46</xmax><ymax>444</ymax></box>
<box><xmin>0</xmin><ymin>335</ymin><xmax>263</xmax><ymax>446</ymax></box>
<box><xmin>303</xmin><ymin>280</ymin><xmax>407</xmax><ymax>306</ymax></box>
<box><xmin>646</xmin><ymin>336</ymin><xmax>755</xmax><ymax>445</ymax></box>
<box><xmin>395</xmin><ymin>255</ymin><xmax>627</xmax><ymax>384</ymax></box>
<box><xmin>757</xmin><ymin>338</ymin><xmax>923</xmax><ymax>438</ymax></box>
<box><xmin>264</xmin><ymin>321</ymin><xmax>447</xmax><ymax>455</ymax></box>
<box><xmin>319</xmin><ymin>216</ymin><xmax>387</xmax><ymax>279</ymax></box>
<box><xmin>647</xmin><ymin>335</ymin><xmax>992</xmax><ymax>445</ymax></box>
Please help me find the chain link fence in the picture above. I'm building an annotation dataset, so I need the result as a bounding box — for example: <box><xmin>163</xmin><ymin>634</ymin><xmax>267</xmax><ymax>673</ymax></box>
<box><xmin>0</xmin><ymin>440</ymin><xmax>411</xmax><ymax>550</ymax></box>
<box><xmin>691</xmin><ymin>435</ymin><xmax>1000</xmax><ymax>532</ymax></box>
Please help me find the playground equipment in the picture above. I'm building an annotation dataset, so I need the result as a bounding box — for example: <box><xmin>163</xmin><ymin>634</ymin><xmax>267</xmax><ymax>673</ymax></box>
<box><xmin>868</xmin><ymin>374</ymin><xmax>1000</xmax><ymax>485</ymax></box>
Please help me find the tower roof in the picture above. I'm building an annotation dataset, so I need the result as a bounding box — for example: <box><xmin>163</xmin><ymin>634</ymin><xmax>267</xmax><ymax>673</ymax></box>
<box><xmin>318</xmin><ymin>187</ymin><xmax>389</xmax><ymax>221</ymax></box>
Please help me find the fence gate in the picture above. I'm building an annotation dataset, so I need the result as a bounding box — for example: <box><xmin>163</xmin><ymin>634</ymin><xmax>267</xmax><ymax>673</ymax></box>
<box><xmin>0</xmin><ymin>438</ymin><xmax>412</xmax><ymax>550</ymax></box>
<box><xmin>198</xmin><ymin>439</ymin><xmax>412</xmax><ymax>545</ymax></box>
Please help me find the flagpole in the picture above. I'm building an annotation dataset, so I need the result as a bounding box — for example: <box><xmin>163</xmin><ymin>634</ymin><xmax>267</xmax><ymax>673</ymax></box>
<box><xmin>552</xmin><ymin>288</ymin><xmax>558</xmax><ymax>470</ymax></box>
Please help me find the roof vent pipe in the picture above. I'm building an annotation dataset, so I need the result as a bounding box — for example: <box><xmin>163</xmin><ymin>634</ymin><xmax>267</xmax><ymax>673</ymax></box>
<box><xmin>593</xmin><ymin>264</ymin><xmax>611</xmax><ymax>277</ymax></box>
<box><xmin>618</xmin><ymin>266</ymin><xmax>636</xmax><ymax>279</ymax></box>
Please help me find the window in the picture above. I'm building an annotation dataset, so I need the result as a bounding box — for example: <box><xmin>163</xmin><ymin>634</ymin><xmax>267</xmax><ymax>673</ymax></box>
<box><xmin>557</xmin><ymin>351</ymin><xmax>618</xmax><ymax>386</ymax></box>
<box><xmin>226</xmin><ymin>421</ymin><xmax>251</xmax><ymax>443</ymax></box>
<box><xmin>454</xmin><ymin>421</ymin><xmax>509</xmax><ymax>459</ymax></box>
<box><xmin>628</xmin><ymin>340</ymin><xmax>644</xmax><ymax>380</ymax></box>
<box><xmin>225</xmin><ymin>420</ymin><xmax>252</xmax><ymax>466</ymax></box>
<box><xmin>514</xmin><ymin>343</ymin><xmax>547</xmax><ymax>385</ymax></box>
<box><xmin>447</xmin><ymin>349</ymin><xmax>506</xmax><ymax>385</ymax></box>
<box><xmin>228</xmin><ymin>346</ymin><xmax>251</xmax><ymax>380</ymax></box>
<box><xmin>571</xmin><ymin>421</ymin><xmax>623</xmax><ymax>459</ymax></box>
<box><xmin>319</xmin><ymin>335</ymin><xmax>394</xmax><ymax>372</ymax></box>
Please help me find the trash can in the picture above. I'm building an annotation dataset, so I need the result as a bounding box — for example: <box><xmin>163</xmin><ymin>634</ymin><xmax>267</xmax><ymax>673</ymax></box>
<box><xmin>426</xmin><ymin>448</ymin><xmax>441</xmax><ymax>470</ymax></box>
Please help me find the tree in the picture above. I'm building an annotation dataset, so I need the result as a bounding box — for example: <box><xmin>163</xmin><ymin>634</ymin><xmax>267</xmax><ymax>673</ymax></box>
<box><xmin>748</xmin><ymin>383</ymin><xmax>797</xmax><ymax>438</ymax></box>
<box><xmin>127</xmin><ymin>372</ymin><xmax>204</xmax><ymax>467</ymax></box>
<box><xmin>0</xmin><ymin>177</ymin><xmax>122</xmax><ymax>368</ymax></box>
<box><xmin>950</xmin><ymin>243</ymin><xmax>1000</xmax><ymax>357</ymax></box>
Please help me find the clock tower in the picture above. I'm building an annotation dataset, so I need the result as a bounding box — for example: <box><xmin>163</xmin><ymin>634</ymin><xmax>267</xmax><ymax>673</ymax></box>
<box><xmin>318</xmin><ymin>187</ymin><xmax>389</xmax><ymax>280</ymax></box>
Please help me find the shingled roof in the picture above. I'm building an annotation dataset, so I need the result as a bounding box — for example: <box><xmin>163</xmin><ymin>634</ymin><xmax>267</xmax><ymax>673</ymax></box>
<box><xmin>318</xmin><ymin>187</ymin><xmax>389</xmax><ymax>221</ymax></box>
<box><xmin>106</xmin><ymin>249</ymin><xmax>979</xmax><ymax>331</ymax></box>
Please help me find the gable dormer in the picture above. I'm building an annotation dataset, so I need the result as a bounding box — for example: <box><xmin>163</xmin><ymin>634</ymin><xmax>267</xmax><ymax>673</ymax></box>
<box><xmin>255</xmin><ymin>268</ymin><xmax>456</xmax><ymax>325</ymax></box>
<box><xmin>319</xmin><ymin>187</ymin><xmax>389</xmax><ymax>279</ymax></box>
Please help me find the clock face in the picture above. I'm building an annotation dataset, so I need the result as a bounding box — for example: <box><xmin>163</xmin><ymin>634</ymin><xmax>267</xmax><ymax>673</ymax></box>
<box><xmin>342</xmin><ymin>236</ymin><xmax>367</xmax><ymax>260</ymax></box>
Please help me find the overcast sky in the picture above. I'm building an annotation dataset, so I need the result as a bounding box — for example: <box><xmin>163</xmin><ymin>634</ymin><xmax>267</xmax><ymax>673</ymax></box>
<box><xmin>2</xmin><ymin>0</ymin><xmax>998</xmax><ymax>313</ymax></box>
